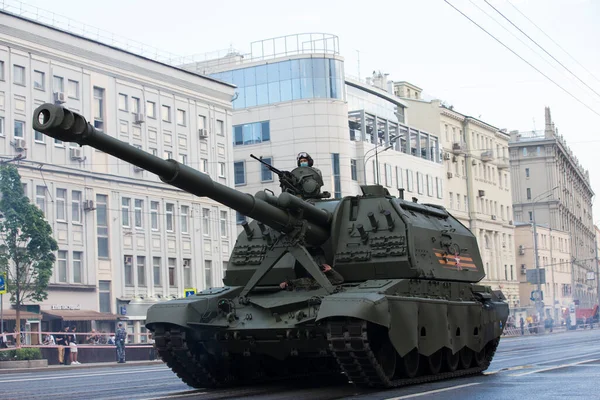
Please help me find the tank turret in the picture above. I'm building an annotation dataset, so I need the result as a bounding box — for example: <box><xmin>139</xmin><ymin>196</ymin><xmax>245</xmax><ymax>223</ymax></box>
<box><xmin>33</xmin><ymin>103</ymin><xmax>508</xmax><ymax>390</ymax></box>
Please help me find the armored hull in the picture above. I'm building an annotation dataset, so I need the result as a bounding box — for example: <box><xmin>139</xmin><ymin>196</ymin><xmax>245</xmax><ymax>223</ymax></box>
<box><xmin>32</xmin><ymin>103</ymin><xmax>509</xmax><ymax>389</ymax></box>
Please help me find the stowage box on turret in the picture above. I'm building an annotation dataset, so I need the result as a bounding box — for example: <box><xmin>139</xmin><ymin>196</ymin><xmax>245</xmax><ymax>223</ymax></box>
<box><xmin>33</xmin><ymin>104</ymin><xmax>508</xmax><ymax>388</ymax></box>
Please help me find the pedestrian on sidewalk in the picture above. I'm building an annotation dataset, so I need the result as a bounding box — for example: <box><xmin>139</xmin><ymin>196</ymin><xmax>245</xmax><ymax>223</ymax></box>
<box><xmin>115</xmin><ymin>322</ymin><xmax>127</xmax><ymax>363</ymax></box>
<box><xmin>69</xmin><ymin>326</ymin><xmax>80</xmax><ymax>365</ymax></box>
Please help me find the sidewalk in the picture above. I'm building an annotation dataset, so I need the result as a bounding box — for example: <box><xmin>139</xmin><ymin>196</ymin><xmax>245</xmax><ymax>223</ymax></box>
<box><xmin>0</xmin><ymin>359</ymin><xmax>164</xmax><ymax>375</ymax></box>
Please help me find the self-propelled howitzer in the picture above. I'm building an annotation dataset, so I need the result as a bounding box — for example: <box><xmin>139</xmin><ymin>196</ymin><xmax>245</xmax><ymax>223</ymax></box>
<box><xmin>33</xmin><ymin>103</ymin><xmax>508</xmax><ymax>390</ymax></box>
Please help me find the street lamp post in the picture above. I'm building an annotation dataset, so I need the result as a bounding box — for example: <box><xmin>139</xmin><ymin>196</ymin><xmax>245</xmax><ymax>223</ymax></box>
<box><xmin>532</xmin><ymin>186</ymin><xmax>558</xmax><ymax>319</ymax></box>
<box><xmin>363</xmin><ymin>135</ymin><xmax>398</xmax><ymax>185</ymax></box>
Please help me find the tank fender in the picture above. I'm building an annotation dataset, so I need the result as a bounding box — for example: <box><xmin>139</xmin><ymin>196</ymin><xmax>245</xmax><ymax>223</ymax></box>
<box><xmin>316</xmin><ymin>292</ymin><xmax>390</xmax><ymax>329</ymax></box>
<box><xmin>145</xmin><ymin>298</ymin><xmax>207</xmax><ymax>330</ymax></box>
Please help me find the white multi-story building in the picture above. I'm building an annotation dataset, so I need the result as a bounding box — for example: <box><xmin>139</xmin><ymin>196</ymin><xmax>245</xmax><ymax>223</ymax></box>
<box><xmin>398</xmin><ymin>92</ymin><xmax>519</xmax><ymax>311</ymax></box>
<box><xmin>510</xmin><ymin>107</ymin><xmax>596</xmax><ymax>309</ymax></box>
<box><xmin>0</xmin><ymin>10</ymin><xmax>235</xmax><ymax>341</ymax></box>
<box><xmin>514</xmin><ymin>222</ymin><xmax>573</xmax><ymax>321</ymax></box>
<box><xmin>181</xmin><ymin>35</ymin><xmax>445</xmax><ymax>227</ymax></box>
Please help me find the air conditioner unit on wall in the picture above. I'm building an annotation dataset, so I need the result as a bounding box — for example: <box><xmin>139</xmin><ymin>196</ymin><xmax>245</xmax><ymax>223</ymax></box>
<box><xmin>443</xmin><ymin>152</ymin><xmax>450</xmax><ymax>160</ymax></box>
<box><xmin>133</xmin><ymin>113</ymin><xmax>145</xmax><ymax>124</ymax></box>
<box><xmin>491</xmin><ymin>215</ymin><xmax>497</xmax><ymax>220</ymax></box>
<box><xmin>478</xmin><ymin>190</ymin><xmax>485</xmax><ymax>197</ymax></box>
<box><xmin>13</xmin><ymin>138</ymin><xmax>26</xmax><ymax>151</ymax></box>
<box><xmin>54</xmin><ymin>91</ymin><xmax>66</xmax><ymax>104</ymax></box>
<box><xmin>519</xmin><ymin>245</ymin><xmax>525</xmax><ymax>255</ymax></box>
<box><xmin>124</xmin><ymin>256</ymin><xmax>133</xmax><ymax>264</ymax></box>
<box><xmin>83</xmin><ymin>200</ymin><xmax>95</xmax><ymax>211</ymax></box>
<box><xmin>70</xmin><ymin>147</ymin><xmax>84</xmax><ymax>160</ymax></box>
<box><xmin>183</xmin><ymin>259</ymin><xmax>191</xmax><ymax>267</ymax></box>
<box><xmin>198</xmin><ymin>129</ymin><xmax>208</xmax><ymax>139</ymax></box>
<box><xmin>447</xmin><ymin>172</ymin><xmax>453</xmax><ymax>179</ymax></box>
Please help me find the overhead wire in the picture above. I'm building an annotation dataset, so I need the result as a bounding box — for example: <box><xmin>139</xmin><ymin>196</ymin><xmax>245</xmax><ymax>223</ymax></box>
<box><xmin>442</xmin><ymin>0</ymin><xmax>600</xmax><ymax>118</ymax></box>
<box><xmin>506</xmin><ymin>0</ymin><xmax>600</xmax><ymax>86</ymax></box>
<box><xmin>483</xmin><ymin>0</ymin><xmax>600</xmax><ymax>101</ymax></box>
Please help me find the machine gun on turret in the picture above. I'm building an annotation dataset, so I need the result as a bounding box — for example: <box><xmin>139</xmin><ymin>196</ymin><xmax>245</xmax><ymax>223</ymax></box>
<box><xmin>250</xmin><ymin>154</ymin><xmax>330</xmax><ymax>200</ymax></box>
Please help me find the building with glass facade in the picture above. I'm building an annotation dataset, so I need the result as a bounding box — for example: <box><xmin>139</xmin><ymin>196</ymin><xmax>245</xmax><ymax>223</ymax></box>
<box><xmin>0</xmin><ymin>10</ymin><xmax>236</xmax><ymax>343</ymax></box>
<box><xmin>182</xmin><ymin>34</ymin><xmax>445</xmax><ymax>225</ymax></box>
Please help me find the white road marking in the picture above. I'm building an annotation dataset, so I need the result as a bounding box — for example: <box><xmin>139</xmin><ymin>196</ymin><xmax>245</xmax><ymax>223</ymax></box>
<box><xmin>138</xmin><ymin>390</ymin><xmax>208</xmax><ymax>400</ymax></box>
<box><xmin>510</xmin><ymin>359</ymin><xmax>600</xmax><ymax>376</ymax></box>
<box><xmin>383</xmin><ymin>383</ymin><xmax>480</xmax><ymax>399</ymax></box>
<box><xmin>496</xmin><ymin>350</ymin><xmax>600</xmax><ymax>367</ymax></box>
<box><xmin>0</xmin><ymin>367</ymin><xmax>168</xmax><ymax>383</ymax></box>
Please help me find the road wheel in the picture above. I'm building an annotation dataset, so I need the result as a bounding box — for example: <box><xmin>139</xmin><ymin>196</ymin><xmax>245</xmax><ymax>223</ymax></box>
<box><xmin>399</xmin><ymin>348</ymin><xmax>420</xmax><ymax>378</ymax></box>
<box><xmin>444</xmin><ymin>348</ymin><xmax>460</xmax><ymax>372</ymax></box>
<box><xmin>425</xmin><ymin>350</ymin><xmax>443</xmax><ymax>375</ymax></box>
<box><xmin>459</xmin><ymin>347</ymin><xmax>473</xmax><ymax>369</ymax></box>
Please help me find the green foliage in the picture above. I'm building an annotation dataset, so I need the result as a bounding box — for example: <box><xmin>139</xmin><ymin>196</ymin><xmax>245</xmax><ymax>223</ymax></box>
<box><xmin>0</xmin><ymin>165</ymin><xmax>58</xmax><ymax>345</ymax></box>
<box><xmin>0</xmin><ymin>348</ymin><xmax>43</xmax><ymax>361</ymax></box>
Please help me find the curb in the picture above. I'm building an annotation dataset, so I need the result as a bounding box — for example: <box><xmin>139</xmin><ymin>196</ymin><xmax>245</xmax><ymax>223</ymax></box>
<box><xmin>0</xmin><ymin>359</ymin><xmax>164</xmax><ymax>375</ymax></box>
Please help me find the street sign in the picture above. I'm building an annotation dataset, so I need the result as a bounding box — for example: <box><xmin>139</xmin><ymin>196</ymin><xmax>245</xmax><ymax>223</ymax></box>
<box><xmin>184</xmin><ymin>288</ymin><xmax>196</xmax><ymax>298</ymax></box>
<box><xmin>0</xmin><ymin>272</ymin><xmax>6</xmax><ymax>295</ymax></box>
<box><xmin>530</xmin><ymin>290</ymin><xmax>544</xmax><ymax>301</ymax></box>
<box><xmin>526</xmin><ymin>268</ymin><xmax>546</xmax><ymax>285</ymax></box>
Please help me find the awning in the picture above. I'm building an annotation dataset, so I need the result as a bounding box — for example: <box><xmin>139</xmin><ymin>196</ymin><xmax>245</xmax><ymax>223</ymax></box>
<box><xmin>42</xmin><ymin>309</ymin><xmax>119</xmax><ymax>321</ymax></box>
<box><xmin>0</xmin><ymin>310</ymin><xmax>42</xmax><ymax>320</ymax></box>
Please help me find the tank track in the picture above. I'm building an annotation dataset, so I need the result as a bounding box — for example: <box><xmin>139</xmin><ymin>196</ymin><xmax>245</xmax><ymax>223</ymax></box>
<box><xmin>153</xmin><ymin>323</ymin><xmax>343</xmax><ymax>389</ymax></box>
<box><xmin>326</xmin><ymin>319</ymin><xmax>499</xmax><ymax>388</ymax></box>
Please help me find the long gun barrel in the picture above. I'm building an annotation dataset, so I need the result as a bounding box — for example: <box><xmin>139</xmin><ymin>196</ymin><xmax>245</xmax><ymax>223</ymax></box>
<box><xmin>32</xmin><ymin>104</ymin><xmax>330</xmax><ymax>244</ymax></box>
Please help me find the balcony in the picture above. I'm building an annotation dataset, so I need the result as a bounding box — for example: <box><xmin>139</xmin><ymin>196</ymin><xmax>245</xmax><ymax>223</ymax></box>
<box><xmin>496</xmin><ymin>156</ymin><xmax>510</xmax><ymax>169</ymax></box>
<box><xmin>481</xmin><ymin>150</ymin><xmax>494</xmax><ymax>162</ymax></box>
<box><xmin>452</xmin><ymin>142</ymin><xmax>467</xmax><ymax>154</ymax></box>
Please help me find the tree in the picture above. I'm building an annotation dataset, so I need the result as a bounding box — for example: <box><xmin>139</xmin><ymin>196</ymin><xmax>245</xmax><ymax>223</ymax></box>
<box><xmin>0</xmin><ymin>165</ymin><xmax>57</xmax><ymax>346</ymax></box>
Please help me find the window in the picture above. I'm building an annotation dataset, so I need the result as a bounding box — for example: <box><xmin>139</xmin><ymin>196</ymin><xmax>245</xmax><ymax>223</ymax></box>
<box><xmin>216</xmin><ymin>119</ymin><xmax>224</xmax><ymax>135</ymax></box>
<box><xmin>201</xmin><ymin>158</ymin><xmax>208</xmax><ymax>173</ymax></box>
<box><xmin>153</xmin><ymin>257</ymin><xmax>161</xmax><ymax>286</ymax></box>
<box><xmin>261</xmin><ymin>157</ymin><xmax>273</xmax><ymax>181</ymax></box>
<box><xmin>181</xmin><ymin>205</ymin><xmax>189</xmax><ymax>234</ymax></box>
<box><xmin>131</xmin><ymin>97</ymin><xmax>140</xmax><ymax>113</ymax></box>
<box><xmin>416</xmin><ymin>172</ymin><xmax>424</xmax><ymax>195</ymax></box>
<box><xmin>13</xmin><ymin>65</ymin><xmax>25</xmax><ymax>85</ymax></box>
<box><xmin>57</xmin><ymin>250</ymin><xmax>67</xmax><ymax>283</ymax></box>
<box><xmin>0</xmin><ymin>117</ymin><xmax>5</xmax><ymax>136</ymax></box>
<box><xmin>406</xmin><ymin>170</ymin><xmax>414</xmax><ymax>192</ymax></box>
<box><xmin>332</xmin><ymin>153</ymin><xmax>341</xmax><ymax>198</ymax></box>
<box><xmin>183</xmin><ymin>259</ymin><xmax>191</xmax><ymax>288</ymax></box>
<box><xmin>33</xmin><ymin>70</ymin><xmax>45</xmax><ymax>90</ymax></box>
<box><xmin>525</xmin><ymin>168</ymin><xmax>530</xmax><ymax>178</ymax></box>
<box><xmin>121</xmin><ymin>197</ymin><xmax>131</xmax><ymax>227</ymax></box>
<box><xmin>522</xmin><ymin>147</ymin><xmax>528</xmax><ymax>156</ymax></box>
<box><xmin>53</xmin><ymin>76</ymin><xmax>64</xmax><ymax>92</ymax></box>
<box><xmin>198</xmin><ymin>115</ymin><xmax>206</xmax><ymax>130</ymax></box>
<box><xmin>0</xmin><ymin>61</ymin><xmax>4</xmax><ymax>80</ymax></box>
<box><xmin>56</xmin><ymin>188</ymin><xmax>67</xmax><ymax>221</ymax></box>
<box><xmin>73</xmin><ymin>251</ymin><xmax>82</xmax><ymax>283</ymax></box>
<box><xmin>99</xmin><ymin>281</ymin><xmax>111</xmax><ymax>313</ymax></box>
<box><xmin>36</xmin><ymin>185</ymin><xmax>46</xmax><ymax>216</ymax></box>
<box><xmin>151</xmin><ymin>201</ymin><xmax>159</xmax><ymax>230</ymax></box>
<box><xmin>146</xmin><ymin>101</ymin><xmax>156</xmax><ymax>118</ymax></box>
<box><xmin>233</xmin><ymin>121</ymin><xmax>270</xmax><ymax>145</ymax></box>
<box><xmin>204</xmin><ymin>260</ymin><xmax>212</xmax><ymax>288</ymax></box>
<box><xmin>134</xmin><ymin>199</ymin><xmax>143</xmax><ymax>228</ymax></box>
<box><xmin>397</xmin><ymin>167</ymin><xmax>404</xmax><ymax>189</ymax></box>
<box><xmin>118</xmin><ymin>93</ymin><xmax>128</xmax><ymax>111</ymax></box>
<box><xmin>164</xmin><ymin>150</ymin><xmax>172</xmax><ymax>160</ymax></box>
<box><xmin>179</xmin><ymin>154</ymin><xmax>188</xmax><ymax>165</ymax></box>
<box><xmin>449</xmin><ymin>192</ymin><xmax>454</xmax><ymax>209</ymax></box>
<box><xmin>234</xmin><ymin>161</ymin><xmax>245</xmax><ymax>185</ymax></box>
<box><xmin>34</xmin><ymin>129</ymin><xmax>44</xmax><ymax>142</ymax></box>
<box><xmin>177</xmin><ymin>109</ymin><xmax>186</xmax><ymax>126</ymax></box>
<box><xmin>124</xmin><ymin>255</ymin><xmax>133</xmax><ymax>286</ymax></box>
<box><xmin>137</xmin><ymin>256</ymin><xmax>146</xmax><ymax>286</ymax></box>
<box><xmin>14</xmin><ymin>121</ymin><xmax>24</xmax><ymax>138</ymax></box>
<box><xmin>384</xmin><ymin>164</ymin><xmax>392</xmax><ymax>187</ymax></box>
<box><xmin>96</xmin><ymin>194</ymin><xmax>109</xmax><ymax>258</ymax></box>
<box><xmin>161</xmin><ymin>105</ymin><xmax>171</xmax><ymax>122</ymax></box>
<box><xmin>202</xmin><ymin>208</ymin><xmax>210</xmax><ymax>236</ymax></box>
<box><xmin>93</xmin><ymin>87</ymin><xmax>105</xmax><ymax>130</ymax></box>
<box><xmin>218</xmin><ymin>162</ymin><xmax>226</xmax><ymax>178</ymax></box>
<box><xmin>529</xmin><ymin>211</ymin><xmax>533</xmax><ymax>221</ymax></box>
<box><xmin>68</xmin><ymin>80</ymin><xmax>79</xmax><ymax>98</ymax></box>
<box><xmin>526</xmin><ymin>188</ymin><xmax>531</xmax><ymax>200</ymax></box>
<box><xmin>427</xmin><ymin>175</ymin><xmax>433</xmax><ymax>196</ymax></box>
<box><xmin>72</xmin><ymin>191</ymin><xmax>81</xmax><ymax>223</ymax></box>
<box><xmin>350</xmin><ymin>159</ymin><xmax>357</xmax><ymax>181</ymax></box>
<box><xmin>165</xmin><ymin>203</ymin><xmax>175</xmax><ymax>232</ymax></box>
<box><xmin>168</xmin><ymin>258</ymin><xmax>176</xmax><ymax>287</ymax></box>
<box><xmin>220</xmin><ymin>211</ymin><xmax>228</xmax><ymax>237</ymax></box>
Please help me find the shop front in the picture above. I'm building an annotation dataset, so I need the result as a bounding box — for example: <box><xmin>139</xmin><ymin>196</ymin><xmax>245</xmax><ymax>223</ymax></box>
<box><xmin>0</xmin><ymin>309</ymin><xmax>42</xmax><ymax>345</ymax></box>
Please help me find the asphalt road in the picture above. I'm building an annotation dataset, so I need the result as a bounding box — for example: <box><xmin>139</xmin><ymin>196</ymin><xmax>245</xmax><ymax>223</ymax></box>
<box><xmin>3</xmin><ymin>328</ymin><xmax>600</xmax><ymax>400</ymax></box>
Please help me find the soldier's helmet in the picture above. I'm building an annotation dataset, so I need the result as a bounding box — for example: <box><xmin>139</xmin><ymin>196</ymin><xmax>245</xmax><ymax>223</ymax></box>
<box><xmin>297</xmin><ymin>152</ymin><xmax>314</xmax><ymax>167</ymax></box>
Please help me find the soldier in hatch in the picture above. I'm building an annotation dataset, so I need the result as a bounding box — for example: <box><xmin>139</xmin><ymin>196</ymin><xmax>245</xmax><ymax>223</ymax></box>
<box><xmin>280</xmin><ymin>249</ymin><xmax>344</xmax><ymax>290</ymax></box>
<box><xmin>297</xmin><ymin>152</ymin><xmax>322</xmax><ymax>178</ymax></box>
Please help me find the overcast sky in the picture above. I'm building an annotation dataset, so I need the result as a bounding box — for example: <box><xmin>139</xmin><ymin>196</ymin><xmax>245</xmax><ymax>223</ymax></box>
<box><xmin>10</xmin><ymin>0</ymin><xmax>600</xmax><ymax>217</ymax></box>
